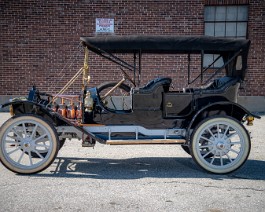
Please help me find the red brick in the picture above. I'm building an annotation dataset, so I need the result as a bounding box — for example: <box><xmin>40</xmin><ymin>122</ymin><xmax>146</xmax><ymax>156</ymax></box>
<box><xmin>0</xmin><ymin>0</ymin><xmax>264</xmax><ymax>96</ymax></box>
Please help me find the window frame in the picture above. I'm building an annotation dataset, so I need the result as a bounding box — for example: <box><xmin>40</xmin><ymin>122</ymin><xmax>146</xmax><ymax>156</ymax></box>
<box><xmin>203</xmin><ymin>5</ymin><xmax>249</xmax><ymax>69</ymax></box>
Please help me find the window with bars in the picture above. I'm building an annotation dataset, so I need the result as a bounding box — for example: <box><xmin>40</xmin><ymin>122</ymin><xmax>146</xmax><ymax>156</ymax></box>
<box><xmin>204</xmin><ymin>5</ymin><xmax>249</xmax><ymax>68</ymax></box>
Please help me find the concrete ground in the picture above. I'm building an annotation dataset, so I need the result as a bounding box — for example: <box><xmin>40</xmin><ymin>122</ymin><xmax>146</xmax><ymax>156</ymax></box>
<box><xmin>0</xmin><ymin>112</ymin><xmax>264</xmax><ymax>212</ymax></box>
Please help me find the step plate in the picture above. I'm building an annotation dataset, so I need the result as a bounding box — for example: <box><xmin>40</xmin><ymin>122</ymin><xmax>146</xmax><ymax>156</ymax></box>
<box><xmin>106</xmin><ymin>139</ymin><xmax>186</xmax><ymax>145</ymax></box>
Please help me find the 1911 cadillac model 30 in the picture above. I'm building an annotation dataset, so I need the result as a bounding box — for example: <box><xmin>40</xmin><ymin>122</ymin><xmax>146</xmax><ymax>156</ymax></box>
<box><xmin>0</xmin><ymin>35</ymin><xmax>260</xmax><ymax>174</ymax></box>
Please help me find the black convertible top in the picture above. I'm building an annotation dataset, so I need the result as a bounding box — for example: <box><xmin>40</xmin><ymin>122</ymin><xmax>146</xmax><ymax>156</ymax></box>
<box><xmin>80</xmin><ymin>35</ymin><xmax>250</xmax><ymax>54</ymax></box>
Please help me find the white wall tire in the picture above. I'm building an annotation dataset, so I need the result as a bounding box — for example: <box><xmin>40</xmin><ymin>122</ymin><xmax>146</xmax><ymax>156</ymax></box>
<box><xmin>190</xmin><ymin>116</ymin><xmax>250</xmax><ymax>174</ymax></box>
<box><xmin>0</xmin><ymin>115</ymin><xmax>59</xmax><ymax>174</ymax></box>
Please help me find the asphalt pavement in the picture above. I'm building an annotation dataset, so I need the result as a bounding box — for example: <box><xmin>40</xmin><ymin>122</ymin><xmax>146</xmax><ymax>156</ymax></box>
<box><xmin>0</xmin><ymin>112</ymin><xmax>264</xmax><ymax>212</ymax></box>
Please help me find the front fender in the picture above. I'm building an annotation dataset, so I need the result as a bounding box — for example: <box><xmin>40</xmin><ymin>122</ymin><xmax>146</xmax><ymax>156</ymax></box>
<box><xmin>1</xmin><ymin>100</ymin><xmax>102</xmax><ymax>142</ymax></box>
<box><xmin>1</xmin><ymin>100</ymin><xmax>66</xmax><ymax>126</ymax></box>
<box><xmin>1</xmin><ymin>99</ymin><xmax>46</xmax><ymax>114</ymax></box>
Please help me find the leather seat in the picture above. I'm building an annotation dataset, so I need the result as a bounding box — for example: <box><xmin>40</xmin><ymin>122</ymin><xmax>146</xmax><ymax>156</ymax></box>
<box><xmin>132</xmin><ymin>77</ymin><xmax>172</xmax><ymax>110</ymax></box>
<box><xmin>138</xmin><ymin>77</ymin><xmax>172</xmax><ymax>94</ymax></box>
<box><xmin>196</xmin><ymin>76</ymin><xmax>240</xmax><ymax>94</ymax></box>
<box><xmin>185</xmin><ymin>77</ymin><xmax>240</xmax><ymax>94</ymax></box>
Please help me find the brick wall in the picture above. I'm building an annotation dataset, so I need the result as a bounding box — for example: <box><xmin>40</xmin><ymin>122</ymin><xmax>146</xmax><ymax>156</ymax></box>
<box><xmin>0</xmin><ymin>0</ymin><xmax>264</xmax><ymax>97</ymax></box>
<box><xmin>245</xmin><ymin>0</ymin><xmax>265</xmax><ymax>96</ymax></box>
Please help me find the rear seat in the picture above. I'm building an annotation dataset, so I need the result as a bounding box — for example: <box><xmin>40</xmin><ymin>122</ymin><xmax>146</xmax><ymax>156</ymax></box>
<box><xmin>185</xmin><ymin>77</ymin><xmax>240</xmax><ymax>94</ymax></box>
<box><xmin>198</xmin><ymin>76</ymin><xmax>240</xmax><ymax>94</ymax></box>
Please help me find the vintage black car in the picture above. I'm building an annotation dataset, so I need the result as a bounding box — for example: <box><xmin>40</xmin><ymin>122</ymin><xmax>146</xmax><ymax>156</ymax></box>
<box><xmin>0</xmin><ymin>35</ymin><xmax>260</xmax><ymax>174</ymax></box>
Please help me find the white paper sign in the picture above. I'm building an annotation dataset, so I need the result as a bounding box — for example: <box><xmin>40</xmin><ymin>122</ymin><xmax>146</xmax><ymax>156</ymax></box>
<box><xmin>96</xmin><ymin>18</ymin><xmax>114</xmax><ymax>33</ymax></box>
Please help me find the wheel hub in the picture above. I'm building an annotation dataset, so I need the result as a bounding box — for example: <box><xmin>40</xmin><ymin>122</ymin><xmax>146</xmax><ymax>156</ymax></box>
<box><xmin>217</xmin><ymin>142</ymin><xmax>225</xmax><ymax>150</ymax></box>
<box><xmin>24</xmin><ymin>142</ymin><xmax>30</xmax><ymax>148</ymax></box>
<box><xmin>21</xmin><ymin>138</ymin><xmax>34</xmax><ymax>150</ymax></box>
<box><xmin>211</xmin><ymin>135</ymin><xmax>231</xmax><ymax>156</ymax></box>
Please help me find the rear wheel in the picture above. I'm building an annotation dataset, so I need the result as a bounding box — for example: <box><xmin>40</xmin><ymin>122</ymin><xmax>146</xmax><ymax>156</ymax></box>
<box><xmin>190</xmin><ymin>116</ymin><xmax>250</xmax><ymax>174</ymax></box>
<box><xmin>0</xmin><ymin>114</ymin><xmax>59</xmax><ymax>174</ymax></box>
<box><xmin>181</xmin><ymin>145</ymin><xmax>191</xmax><ymax>155</ymax></box>
<box><xmin>181</xmin><ymin>144</ymin><xmax>214</xmax><ymax>158</ymax></box>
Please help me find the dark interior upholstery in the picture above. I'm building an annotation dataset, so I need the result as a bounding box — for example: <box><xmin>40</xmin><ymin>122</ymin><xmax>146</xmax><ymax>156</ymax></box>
<box><xmin>132</xmin><ymin>77</ymin><xmax>172</xmax><ymax>110</ymax></box>
<box><xmin>138</xmin><ymin>77</ymin><xmax>172</xmax><ymax>94</ymax></box>
<box><xmin>198</xmin><ymin>76</ymin><xmax>240</xmax><ymax>94</ymax></box>
<box><xmin>185</xmin><ymin>76</ymin><xmax>240</xmax><ymax>94</ymax></box>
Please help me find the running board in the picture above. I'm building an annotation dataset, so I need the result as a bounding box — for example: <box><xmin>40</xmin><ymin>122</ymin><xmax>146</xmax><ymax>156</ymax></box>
<box><xmin>106</xmin><ymin>139</ymin><xmax>186</xmax><ymax>145</ymax></box>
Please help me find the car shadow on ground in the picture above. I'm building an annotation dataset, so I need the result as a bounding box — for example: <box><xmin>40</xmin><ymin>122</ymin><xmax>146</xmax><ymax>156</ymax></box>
<box><xmin>33</xmin><ymin>157</ymin><xmax>265</xmax><ymax>180</ymax></box>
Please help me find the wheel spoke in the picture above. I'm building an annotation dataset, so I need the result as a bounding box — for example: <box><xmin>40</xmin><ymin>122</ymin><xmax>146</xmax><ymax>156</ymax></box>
<box><xmin>4</xmin><ymin>140</ymin><xmax>17</xmax><ymax>144</ymax></box>
<box><xmin>6</xmin><ymin>134</ymin><xmax>17</xmax><ymax>140</ymax></box>
<box><xmin>202</xmin><ymin>149</ymin><xmax>214</xmax><ymax>158</ymax></box>
<box><xmin>22</xmin><ymin>123</ymin><xmax>27</xmax><ymax>137</ymax></box>
<box><xmin>210</xmin><ymin>154</ymin><xmax>216</xmax><ymax>164</ymax></box>
<box><xmin>35</xmin><ymin>143</ymin><xmax>49</xmax><ymax>149</ymax></box>
<box><xmin>35</xmin><ymin>138</ymin><xmax>49</xmax><ymax>144</ymax></box>
<box><xmin>32</xmin><ymin>150</ymin><xmax>45</xmax><ymax>159</ymax></box>
<box><xmin>217</xmin><ymin>124</ymin><xmax>220</xmax><ymax>138</ymax></box>
<box><xmin>227</xmin><ymin>132</ymin><xmax>237</xmax><ymax>139</ymax></box>
<box><xmin>220</xmin><ymin>154</ymin><xmax>223</xmax><ymax>166</ymax></box>
<box><xmin>28</xmin><ymin>151</ymin><xmax>33</xmax><ymax>166</ymax></box>
<box><xmin>200</xmin><ymin>136</ymin><xmax>213</xmax><ymax>143</ymax></box>
<box><xmin>230</xmin><ymin>148</ymin><xmax>240</xmax><ymax>155</ymax></box>
<box><xmin>12</xmin><ymin>128</ymin><xmax>23</xmax><ymax>140</ymax></box>
<box><xmin>7</xmin><ymin>147</ymin><xmax>21</xmax><ymax>155</ymax></box>
<box><xmin>17</xmin><ymin>149</ymin><xmax>25</xmax><ymax>164</ymax></box>
<box><xmin>207</xmin><ymin>127</ymin><xmax>215</xmax><ymax>138</ymax></box>
<box><xmin>230</xmin><ymin>141</ymin><xmax>242</xmax><ymax>145</ymax></box>
<box><xmin>225</xmin><ymin>152</ymin><xmax>233</xmax><ymax>163</ymax></box>
<box><xmin>30</xmin><ymin>124</ymin><xmax>38</xmax><ymax>139</ymax></box>
<box><xmin>199</xmin><ymin>144</ymin><xmax>212</xmax><ymax>149</ymax></box>
<box><xmin>222</xmin><ymin>125</ymin><xmax>229</xmax><ymax>138</ymax></box>
<box><xmin>33</xmin><ymin>134</ymin><xmax>48</xmax><ymax>143</ymax></box>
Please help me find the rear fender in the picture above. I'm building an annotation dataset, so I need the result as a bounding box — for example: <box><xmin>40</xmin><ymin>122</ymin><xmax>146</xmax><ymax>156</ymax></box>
<box><xmin>186</xmin><ymin>101</ymin><xmax>260</xmax><ymax>143</ymax></box>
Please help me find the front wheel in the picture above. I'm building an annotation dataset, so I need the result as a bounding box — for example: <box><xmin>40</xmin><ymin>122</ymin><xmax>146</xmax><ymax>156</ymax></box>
<box><xmin>0</xmin><ymin>114</ymin><xmax>59</xmax><ymax>174</ymax></box>
<box><xmin>190</xmin><ymin>116</ymin><xmax>251</xmax><ymax>174</ymax></box>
